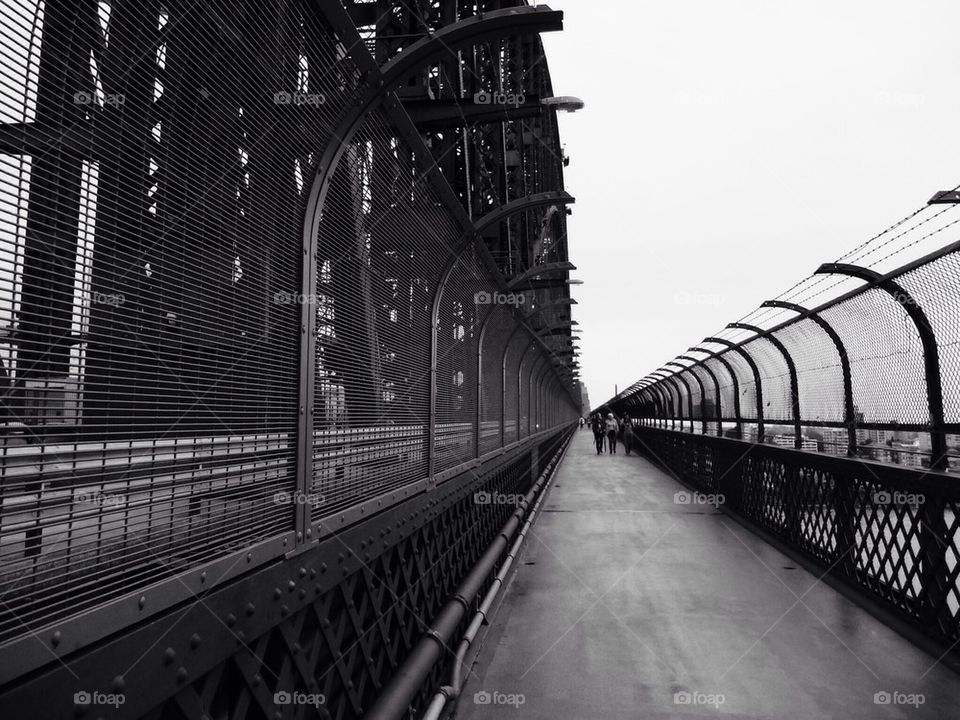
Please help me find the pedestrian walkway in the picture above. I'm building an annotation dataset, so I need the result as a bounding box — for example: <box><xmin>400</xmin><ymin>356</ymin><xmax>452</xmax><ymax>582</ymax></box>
<box><xmin>458</xmin><ymin>430</ymin><xmax>960</xmax><ymax>719</ymax></box>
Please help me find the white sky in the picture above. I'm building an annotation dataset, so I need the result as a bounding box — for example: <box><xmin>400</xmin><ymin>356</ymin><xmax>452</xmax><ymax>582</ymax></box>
<box><xmin>541</xmin><ymin>0</ymin><xmax>960</xmax><ymax>409</ymax></box>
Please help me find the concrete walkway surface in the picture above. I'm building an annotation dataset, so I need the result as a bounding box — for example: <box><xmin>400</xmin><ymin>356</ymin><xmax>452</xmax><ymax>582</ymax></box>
<box><xmin>456</xmin><ymin>430</ymin><xmax>960</xmax><ymax>720</ymax></box>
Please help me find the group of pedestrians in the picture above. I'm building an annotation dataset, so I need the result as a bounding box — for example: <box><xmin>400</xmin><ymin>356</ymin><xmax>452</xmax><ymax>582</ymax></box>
<box><xmin>580</xmin><ymin>412</ymin><xmax>634</xmax><ymax>455</ymax></box>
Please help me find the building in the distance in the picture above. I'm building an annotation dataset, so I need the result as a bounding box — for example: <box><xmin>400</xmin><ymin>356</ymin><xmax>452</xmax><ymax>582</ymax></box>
<box><xmin>822</xmin><ymin>427</ymin><xmax>848</xmax><ymax>456</ymax></box>
<box><xmin>890</xmin><ymin>440</ymin><xmax>923</xmax><ymax>468</ymax></box>
<box><xmin>772</xmin><ymin>434</ymin><xmax>818</xmax><ymax>451</ymax></box>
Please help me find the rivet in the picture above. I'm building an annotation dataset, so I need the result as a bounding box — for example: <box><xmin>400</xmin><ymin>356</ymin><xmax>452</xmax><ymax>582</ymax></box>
<box><xmin>319</xmin><ymin>562</ymin><xmax>327</xmax><ymax>573</ymax></box>
<box><xmin>309</xmin><ymin>568</ymin><xmax>317</xmax><ymax>578</ymax></box>
<box><xmin>274</xmin><ymin>588</ymin><xmax>282</xmax><ymax>599</ymax></box>
<box><xmin>138</xmin><ymin>596</ymin><xmax>147</xmax><ymax>610</ymax></box>
<box><xmin>163</xmin><ymin>647</ymin><xmax>176</xmax><ymax>665</ymax></box>
<box><xmin>246</xmin><ymin>602</ymin><xmax>256</xmax><ymax>616</ymax></box>
<box><xmin>200</xmin><ymin>571</ymin><xmax>206</xmax><ymax>584</ymax></box>
<box><xmin>176</xmin><ymin>667</ymin><xmax>188</xmax><ymax>682</ymax></box>
<box><xmin>299</xmin><ymin>567</ymin><xmax>307</xmax><ymax>578</ymax></box>
<box><xmin>190</xmin><ymin>634</ymin><xmax>201</xmax><ymax>649</ymax></box>
<box><xmin>299</xmin><ymin>589</ymin><xmax>307</xmax><ymax>599</ymax></box>
<box><xmin>252</xmin><ymin>673</ymin><xmax>262</xmax><ymax>687</ymax></box>
<box><xmin>287</xmin><ymin>580</ymin><xmax>296</xmax><ymax>592</ymax></box>
<box><xmin>226</xmin><ymin>613</ymin><xmax>237</xmax><ymax>627</ymax></box>
<box><xmin>112</xmin><ymin>675</ymin><xmax>125</xmax><ymax>692</ymax></box>
<box><xmin>281</xmin><ymin>604</ymin><xmax>289</xmax><ymax>616</ymax></box>
<box><xmin>51</xmin><ymin>631</ymin><xmax>62</xmax><ymax>648</ymax></box>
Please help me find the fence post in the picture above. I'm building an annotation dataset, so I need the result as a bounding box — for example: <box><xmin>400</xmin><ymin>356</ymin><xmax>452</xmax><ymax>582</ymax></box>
<box><xmin>762</xmin><ymin>300</ymin><xmax>858</xmax><ymax>457</ymax></box>
<box><xmin>705</xmin><ymin>338</ymin><xmax>764</xmax><ymax>444</ymax></box>
<box><xmin>728</xmin><ymin>324</ymin><xmax>802</xmax><ymax>448</ymax></box>
<box><xmin>816</xmin><ymin>263</ymin><xmax>949</xmax><ymax>625</ymax></box>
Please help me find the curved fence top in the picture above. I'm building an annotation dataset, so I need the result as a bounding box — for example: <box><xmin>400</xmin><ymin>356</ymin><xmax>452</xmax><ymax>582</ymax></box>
<box><xmin>604</xmin><ymin>191</ymin><xmax>960</xmax><ymax>473</ymax></box>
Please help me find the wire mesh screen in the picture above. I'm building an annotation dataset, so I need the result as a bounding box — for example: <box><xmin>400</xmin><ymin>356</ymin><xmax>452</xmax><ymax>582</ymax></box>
<box><xmin>819</xmin><ymin>289</ymin><xmax>927</xmax><ymax>425</ymax></box>
<box><xmin>503</xmin><ymin>332</ymin><xmax>529</xmax><ymax>443</ymax></box>
<box><xmin>683</xmin><ymin>371</ymin><xmax>703</xmax><ymax>421</ymax></box>
<box><xmin>479</xmin><ymin>306</ymin><xmax>510</xmax><ymax>454</ymax></box>
<box><xmin>772</xmin><ymin>320</ymin><xmax>845</xmax><ymax>424</ymax></box>
<box><xmin>742</xmin><ymin>337</ymin><xmax>793</xmax><ymax>424</ymax></box>
<box><xmin>0</xmin><ymin>1</ymin><xmax>580</xmax><ymax>660</ymax></box>
<box><xmin>610</xmin><ymin>223</ymin><xmax>960</xmax><ymax>472</ymax></box>
<box><xmin>723</xmin><ymin>350</ymin><xmax>759</xmax><ymax>421</ymax></box>
<box><xmin>0</xmin><ymin>0</ymin><xmax>357</xmax><ymax>643</ymax></box>
<box><xmin>434</xmin><ymin>250</ymin><xmax>484</xmax><ymax>473</ymax></box>
<box><xmin>897</xmin><ymin>250</ymin><xmax>960</xmax><ymax>423</ymax></box>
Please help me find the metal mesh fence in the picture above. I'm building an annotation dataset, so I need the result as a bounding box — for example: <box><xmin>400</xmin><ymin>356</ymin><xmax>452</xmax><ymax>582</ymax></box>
<box><xmin>611</xmin><ymin>233</ymin><xmax>960</xmax><ymax>471</ymax></box>
<box><xmin>0</xmin><ymin>0</ymin><xmax>579</xmax><ymax>659</ymax></box>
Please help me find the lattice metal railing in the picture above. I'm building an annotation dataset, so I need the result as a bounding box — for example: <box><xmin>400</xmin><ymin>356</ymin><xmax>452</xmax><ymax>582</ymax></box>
<box><xmin>631</xmin><ymin>427</ymin><xmax>960</xmax><ymax>655</ymax></box>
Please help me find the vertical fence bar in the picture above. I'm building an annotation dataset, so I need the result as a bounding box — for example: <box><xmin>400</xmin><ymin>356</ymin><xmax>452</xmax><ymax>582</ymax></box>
<box><xmin>729</xmin><ymin>324</ymin><xmax>802</xmax><ymax>448</ymax></box>
<box><xmin>761</xmin><ymin>300</ymin><xmax>858</xmax><ymax>456</ymax></box>
<box><xmin>705</xmin><ymin>338</ymin><xmax>764</xmax><ymax>444</ymax></box>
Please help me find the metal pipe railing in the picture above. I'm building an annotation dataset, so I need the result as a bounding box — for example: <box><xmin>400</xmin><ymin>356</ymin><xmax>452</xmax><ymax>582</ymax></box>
<box><xmin>362</xmin><ymin>428</ymin><xmax>574</xmax><ymax>720</ymax></box>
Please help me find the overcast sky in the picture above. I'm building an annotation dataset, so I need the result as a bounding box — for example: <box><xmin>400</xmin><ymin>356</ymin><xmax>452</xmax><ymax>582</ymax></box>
<box><xmin>541</xmin><ymin>0</ymin><xmax>960</xmax><ymax>409</ymax></box>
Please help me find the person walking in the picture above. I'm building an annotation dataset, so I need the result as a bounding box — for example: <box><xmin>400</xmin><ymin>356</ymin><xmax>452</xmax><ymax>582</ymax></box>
<box><xmin>605</xmin><ymin>412</ymin><xmax>619</xmax><ymax>454</ymax></box>
<box><xmin>591</xmin><ymin>414</ymin><xmax>605</xmax><ymax>454</ymax></box>
<box><xmin>579</xmin><ymin>416</ymin><xmax>585</xmax><ymax>431</ymax></box>
<box><xmin>622</xmin><ymin>414</ymin><xmax>635</xmax><ymax>455</ymax></box>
